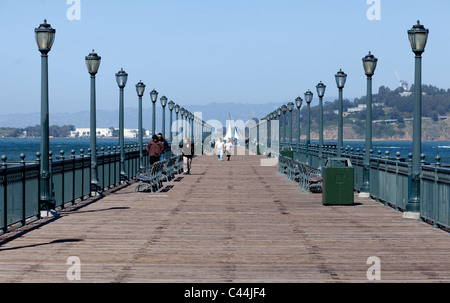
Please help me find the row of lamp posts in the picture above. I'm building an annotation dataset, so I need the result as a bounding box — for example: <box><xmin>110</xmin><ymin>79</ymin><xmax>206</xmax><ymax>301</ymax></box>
<box><xmin>264</xmin><ymin>20</ymin><xmax>428</xmax><ymax>218</ymax></box>
<box><xmin>35</xmin><ymin>19</ymin><xmax>428</xmax><ymax>218</ymax></box>
<box><xmin>34</xmin><ymin>19</ymin><xmax>207</xmax><ymax>217</ymax></box>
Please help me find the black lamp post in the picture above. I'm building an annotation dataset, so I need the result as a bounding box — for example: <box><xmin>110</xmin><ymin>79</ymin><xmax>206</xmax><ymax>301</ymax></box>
<box><xmin>316</xmin><ymin>81</ymin><xmax>326</xmax><ymax>169</ymax></box>
<box><xmin>360</xmin><ymin>52</ymin><xmax>377</xmax><ymax>196</ymax></box>
<box><xmin>136</xmin><ymin>80</ymin><xmax>146</xmax><ymax>169</ymax></box>
<box><xmin>287</xmin><ymin>102</ymin><xmax>294</xmax><ymax>147</ymax></box>
<box><xmin>295</xmin><ymin>96</ymin><xmax>303</xmax><ymax>149</ymax></box>
<box><xmin>35</xmin><ymin>19</ymin><xmax>56</xmax><ymax>215</ymax></box>
<box><xmin>281</xmin><ymin>105</ymin><xmax>287</xmax><ymax>148</ymax></box>
<box><xmin>189</xmin><ymin>112</ymin><xmax>194</xmax><ymax>142</ymax></box>
<box><xmin>174</xmin><ymin>104</ymin><xmax>180</xmax><ymax>144</ymax></box>
<box><xmin>168</xmin><ymin>100</ymin><xmax>175</xmax><ymax>144</ymax></box>
<box><xmin>277</xmin><ymin>108</ymin><xmax>281</xmax><ymax>152</ymax></box>
<box><xmin>150</xmin><ymin>89</ymin><xmax>158</xmax><ymax>136</ymax></box>
<box><xmin>405</xmin><ymin>20</ymin><xmax>429</xmax><ymax>218</ymax></box>
<box><xmin>305</xmin><ymin>90</ymin><xmax>313</xmax><ymax>165</ymax></box>
<box><xmin>115</xmin><ymin>68</ymin><xmax>128</xmax><ymax>182</ymax></box>
<box><xmin>160</xmin><ymin>95</ymin><xmax>167</xmax><ymax>138</ymax></box>
<box><xmin>86</xmin><ymin>50</ymin><xmax>102</xmax><ymax>193</ymax></box>
<box><xmin>180</xmin><ymin>107</ymin><xmax>185</xmax><ymax>139</ymax></box>
<box><xmin>335</xmin><ymin>69</ymin><xmax>347</xmax><ymax>157</ymax></box>
<box><xmin>184</xmin><ymin>110</ymin><xmax>189</xmax><ymax>140</ymax></box>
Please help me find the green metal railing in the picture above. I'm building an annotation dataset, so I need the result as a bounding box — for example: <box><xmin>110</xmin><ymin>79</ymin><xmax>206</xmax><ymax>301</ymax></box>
<box><xmin>275</xmin><ymin>141</ymin><xmax>450</xmax><ymax>230</ymax></box>
<box><xmin>0</xmin><ymin>145</ymin><xmax>150</xmax><ymax>234</ymax></box>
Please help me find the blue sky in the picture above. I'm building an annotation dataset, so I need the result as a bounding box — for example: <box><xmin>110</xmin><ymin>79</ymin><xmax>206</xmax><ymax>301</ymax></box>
<box><xmin>0</xmin><ymin>0</ymin><xmax>449</xmax><ymax>116</ymax></box>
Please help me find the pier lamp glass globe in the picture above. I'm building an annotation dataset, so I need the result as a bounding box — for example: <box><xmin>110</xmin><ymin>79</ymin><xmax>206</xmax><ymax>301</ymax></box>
<box><xmin>35</xmin><ymin>19</ymin><xmax>55</xmax><ymax>53</ymax></box>
<box><xmin>189</xmin><ymin>112</ymin><xmax>194</xmax><ymax>120</ymax></box>
<box><xmin>150</xmin><ymin>89</ymin><xmax>158</xmax><ymax>103</ymax></box>
<box><xmin>287</xmin><ymin>102</ymin><xmax>294</xmax><ymax>112</ymax></box>
<box><xmin>85</xmin><ymin>50</ymin><xmax>101</xmax><ymax>75</ymax></box>
<box><xmin>335</xmin><ymin>69</ymin><xmax>347</xmax><ymax>89</ymax></box>
<box><xmin>160</xmin><ymin>96</ymin><xmax>168</xmax><ymax>107</ymax></box>
<box><xmin>362</xmin><ymin>52</ymin><xmax>378</xmax><ymax>77</ymax></box>
<box><xmin>281</xmin><ymin>105</ymin><xmax>287</xmax><ymax>114</ymax></box>
<box><xmin>115</xmin><ymin>68</ymin><xmax>128</xmax><ymax>88</ymax></box>
<box><xmin>135</xmin><ymin>81</ymin><xmax>145</xmax><ymax>97</ymax></box>
<box><xmin>316</xmin><ymin>81</ymin><xmax>326</xmax><ymax>98</ymax></box>
<box><xmin>168</xmin><ymin>100</ymin><xmax>175</xmax><ymax>111</ymax></box>
<box><xmin>180</xmin><ymin>107</ymin><xmax>185</xmax><ymax>116</ymax></box>
<box><xmin>295</xmin><ymin>97</ymin><xmax>303</xmax><ymax>109</ymax></box>
<box><xmin>174</xmin><ymin>104</ymin><xmax>180</xmax><ymax>114</ymax></box>
<box><xmin>184</xmin><ymin>110</ymin><xmax>188</xmax><ymax>118</ymax></box>
<box><xmin>408</xmin><ymin>21</ymin><xmax>429</xmax><ymax>54</ymax></box>
<box><xmin>305</xmin><ymin>90</ymin><xmax>313</xmax><ymax>104</ymax></box>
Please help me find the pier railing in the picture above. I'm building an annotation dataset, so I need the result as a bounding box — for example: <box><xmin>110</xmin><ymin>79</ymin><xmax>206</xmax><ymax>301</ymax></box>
<box><xmin>272</xmin><ymin>142</ymin><xmax>450</xmax><ymax>230</ymax></box>
<box><xmin>0</xmin><ymin>144</ymin><xmax>156</xmax><ymax>234</ymax></box>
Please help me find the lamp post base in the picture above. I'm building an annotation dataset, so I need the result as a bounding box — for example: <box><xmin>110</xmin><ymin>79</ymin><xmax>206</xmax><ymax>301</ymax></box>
<box><xmin>402</xmin><ymin>211</ymin><xmax>420</xmax><ymax>220</ymax></box>
<box><xmin>90</xmin><ymin>183</ymin><xmax>104</xmax><ymax>196</ymax></box>
<box><xmin>40</xmin><ymin>209</ymin><xmax>60</xmax><ymax>218</ymax></box>
<box><xmin>358</xmin><ymin>192</ymin><xmax>370</xmax><ymax>198</ymax></box>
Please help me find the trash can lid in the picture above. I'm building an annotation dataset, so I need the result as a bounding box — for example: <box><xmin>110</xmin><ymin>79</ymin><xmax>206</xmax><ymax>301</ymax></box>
<box><xmin>325</xmin><ymin>158</ymin><xmax>353</xmax><ymax>168</ymax></box>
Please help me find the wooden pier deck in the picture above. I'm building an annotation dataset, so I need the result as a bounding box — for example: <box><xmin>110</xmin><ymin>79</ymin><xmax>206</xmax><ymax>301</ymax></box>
<box><xmin>0</xmin><ymin>150</ymin><xmax>450</xmax><ymax>283</ymax></box>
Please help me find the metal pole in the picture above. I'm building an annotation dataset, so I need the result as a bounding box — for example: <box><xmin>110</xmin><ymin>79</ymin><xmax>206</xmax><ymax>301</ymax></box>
<box><xmin>138</xmin><ymin>95</ymin><xmax>143</xmax><ymax>169</ymax></box>
<box><xmin>283</xmin><ymin>113</ymin><xmax>286</xmax><ymax>148</ymax></box>
<box><xmin>289</xmin><ymin>110</ymin><xmax>293</xmax><ymax>147</ymax></box>
<box><xmin>337</xmin><ymin>88</ymin><xmax>343</xmax><ymax>157</ymax></box>
<box><xmin>298</xmin><ymin>109</ymin><xmax>301</xmax><ymax>148</ymax></box>
<box><xmin>406</xmin><ymin>54</ymin><xmax>422</xmax><ymax>214</ymax></box>
<box><xmin>169</xmin><ymin>109</ymin><xmax>173</xmax><ymax>144</ymax></box>
<box><xmin>162</xmin><ymin>105</ymin><xmax>166</xmax><ymax>138</ymax></box>
<box><xmin>306</xmin><ymin>103</ymin><xmax>311</xmax><ymax>165</ymax></box>
<box><xmin>191</xmin><ymin>117</ymin><xmax>194</xmax><ymax>142</ymax></box>
<box><xmin>119</xmin><ymin>87</ymin><xmax>126</xmax><ymax>181</ymax></box>
<box><xmin>152</xmin><ymin>101</ymin><xmax>156</xmax><ymax>136</ymax></box>
<box><xmin>39</xmin><ymin>53</ymin><xmax>55</xmax><ymax>212</ymax></box>
<box><xmin>175</xmin><ymin>112</ymin><xmax>179</xmax><ymax>143</ymax></box>
<box><xmin>318</xmin><ymin>96</ymin><xmax>324</xmax><ymax>169</ymax></box>
<box><xmin>90</xmin><ymin>74</ymin><xmax>101</xmax><ymax>191</ymax></box>
<box><xmin>361</xmin><ymin>76</ymin><xmax>373</xmax><ymax>194</ymax></box>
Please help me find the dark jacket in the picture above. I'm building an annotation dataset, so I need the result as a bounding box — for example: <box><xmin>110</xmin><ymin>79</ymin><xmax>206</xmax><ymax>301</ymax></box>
<box><xmin>147</xmin><ymin>140</ymin><xmax>164</xmax><ymax>157</ymax></box>
<box><xmin>161</xmin><ymin>137</ymin><xmax>170</xmax><ymax>152</ymax></box>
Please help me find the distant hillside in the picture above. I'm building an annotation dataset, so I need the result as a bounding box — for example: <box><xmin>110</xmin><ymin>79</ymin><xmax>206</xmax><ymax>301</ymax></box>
<box><xmin>1</xmin><ymin>84</ymin><xmax>450</xmax><ymax>140</ymax></box>
<box><xmin>302</xmin><ymin>84</ymin><xmax>450</xmax><ymax>141</ymax></box>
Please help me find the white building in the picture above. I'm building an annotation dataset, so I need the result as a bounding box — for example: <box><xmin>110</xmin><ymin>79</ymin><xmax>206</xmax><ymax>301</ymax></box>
<box><xmin>124</xmin><ymin>129</ymin><xmax>138</xmax><ymax>139</ymax></box>
<box><xmin>69</xmin><ymin>128</ymin><xmax>113</xmax><ymax>138</ymax></box>
<box><xmin>69</xmin><ymin>128</ymin><xmax>140</xmax><ymax>139</ymax></box>
<box><xmin>347</xmin><ymin>104</ymin><xmax>367</xmax><ymax>113</ymax></box>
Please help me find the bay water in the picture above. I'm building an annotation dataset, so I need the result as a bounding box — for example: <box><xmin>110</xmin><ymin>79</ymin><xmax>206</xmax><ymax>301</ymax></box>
<box><xmin>0</xmin><ymin>138</ymin><xmax>450</xmax><ymax>164</ymax></box>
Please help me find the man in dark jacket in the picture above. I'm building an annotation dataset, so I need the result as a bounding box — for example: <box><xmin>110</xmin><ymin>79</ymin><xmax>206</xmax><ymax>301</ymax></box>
<box><xmin>181</xmin><ymin>138</ymin><xmax>194</xmax><ymax>174</ymax></box>
<box><xmin>147</xmin><ymin>135</ymin><xmax>164</xmax><ymax>165</ymax></box>
<box><xmin>157</xmin><ymin>133</ymin><xmax>170</xmax><ymax>161</ymax></box>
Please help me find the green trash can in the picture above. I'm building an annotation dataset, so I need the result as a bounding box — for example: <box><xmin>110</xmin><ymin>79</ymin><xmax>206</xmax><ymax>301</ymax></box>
<box><xmin>322</xmin><ymin>158</ymin><xmax>354</xmax><ymax>205</ymax></box>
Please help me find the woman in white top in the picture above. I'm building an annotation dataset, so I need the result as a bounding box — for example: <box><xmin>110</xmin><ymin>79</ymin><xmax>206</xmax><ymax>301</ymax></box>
<box><xmin>214</xmin><ymin>138</ymin><xmax>224</xmax><ymax>161</ymax></box>
<box><xmin>225</xmin><ymin>139</ymin><xmax>233</xmax><ymax>161</ymax></box>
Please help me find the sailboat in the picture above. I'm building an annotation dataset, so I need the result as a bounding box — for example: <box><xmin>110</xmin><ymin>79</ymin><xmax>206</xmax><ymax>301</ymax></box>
<box><xmin>224</xmin><ymin>113</ymin><xmax>243</xmax><ymax>145</ymax></box>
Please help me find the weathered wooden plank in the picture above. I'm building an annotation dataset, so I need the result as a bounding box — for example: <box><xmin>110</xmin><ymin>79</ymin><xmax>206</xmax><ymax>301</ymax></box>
<box><xmin>0</xmin><ymin>150</ymin><xmax>449</xmax><ymax>283</ymax></box>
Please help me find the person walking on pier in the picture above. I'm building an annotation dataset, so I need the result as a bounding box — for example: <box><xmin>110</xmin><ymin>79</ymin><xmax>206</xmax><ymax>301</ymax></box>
<box><xmin>215</xmin><ymin>138</ymin><xmax>224</xmax><ymax>161</ymax></box>
<box><xmin>147</xmin><ymin>134</ymin><xmax>163</xmax><ymax>165</ymax></box>
<box><xmin>158</xmin><ymin>133</ymin><xmax>170</xmax><ymax>161</ymax></box>
<box><xmin>225</xmin><ymin>139</ymin><xmax>233</xmax><ymax>161</ymax></box>
<box><xmin>181</xmin><ymin>138</ymin><xmax>194</xmax><ymax>174</ymax></box>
